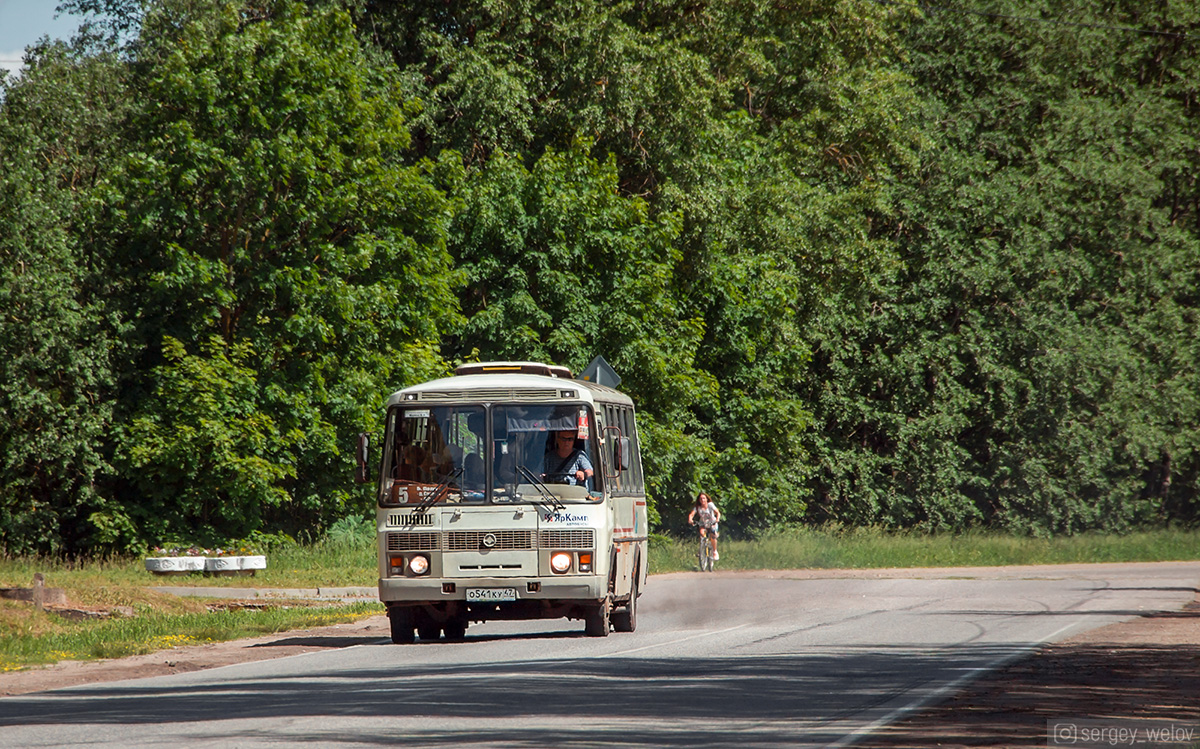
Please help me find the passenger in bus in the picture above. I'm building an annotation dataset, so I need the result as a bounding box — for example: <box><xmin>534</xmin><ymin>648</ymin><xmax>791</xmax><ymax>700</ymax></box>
<box><xmin>431</xmin><ymin>444</ymin><xmax>461</xmax><ymax>480</ymax></box>
<box><xmin>463</xmin><ymin>453</ymin><xmax>485</xmax><ymax>490</ymax></box>
<box><xmin>398</xmin><ymin>445</ymin><xmax>426</xmax><ymax>481</ymax></box>
<box><xmin>543</xmin><ymin>430</ymin><xmax>594</xmax><ymax>486</ymax></box>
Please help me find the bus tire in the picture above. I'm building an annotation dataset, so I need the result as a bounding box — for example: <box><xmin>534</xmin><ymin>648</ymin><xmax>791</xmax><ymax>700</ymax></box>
<box><xmin>584</xmin><ymin>596</ymin><xmax>611</xmax><ymax>637</ymax></box>
<box><xmin>612</xmin><ymin>573</ymin><xmax>638</xmax><ymax>633</ymax></box>
<box><xmin>388</xmin><ymin>607</ymin><xmax>415</xmax><ymax>644</ymax></box>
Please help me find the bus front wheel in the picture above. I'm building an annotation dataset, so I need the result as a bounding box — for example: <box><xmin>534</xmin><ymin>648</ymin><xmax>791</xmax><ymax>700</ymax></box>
<box><xmin>388</xmin><ymin>606</ymin><xmax>415</xmax><ymax>644</ymax></box>
<box><xmin>584</xmin><ymin>597</ymin><xmax>611</xmax><ymax>637</ymax></box>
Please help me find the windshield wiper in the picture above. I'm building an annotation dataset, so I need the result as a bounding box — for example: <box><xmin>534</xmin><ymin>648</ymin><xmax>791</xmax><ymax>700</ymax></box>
<box><xmin>416</xmin><ymin>467</ymin><xmax>462</xmax><ymax>513</ymax></box>
<box><xmin>517</xmin><ymin>465</ymin><xmax>565</xmax><ymax>512</ymax></box>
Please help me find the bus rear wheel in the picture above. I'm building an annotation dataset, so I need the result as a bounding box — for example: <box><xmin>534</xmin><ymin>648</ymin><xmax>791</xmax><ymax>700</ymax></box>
<box><xmin>613</xmin><ymin>574</ymin><xmax>639</xmax><ymax>633</ymax></box>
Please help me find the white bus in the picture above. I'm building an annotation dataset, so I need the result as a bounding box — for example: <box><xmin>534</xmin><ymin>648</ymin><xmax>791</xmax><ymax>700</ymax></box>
<box><xmin>355</xmin><ymin>361</ymin><xmax>648</xmax><ymax>642</ymax></box>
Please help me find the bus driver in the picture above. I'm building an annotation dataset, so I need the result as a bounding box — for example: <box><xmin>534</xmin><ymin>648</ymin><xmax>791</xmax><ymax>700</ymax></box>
<box><xmin>543</xmin><ymin>429</ymin><xmax>594</xmax><ymax>486</ymax></box>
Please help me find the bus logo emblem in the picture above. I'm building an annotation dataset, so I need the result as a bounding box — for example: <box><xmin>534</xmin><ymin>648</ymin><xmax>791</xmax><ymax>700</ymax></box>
<box><xmin>482</xmin><ymin>533</ymin><xmax>497</xmax><ymax>549</ymax></box>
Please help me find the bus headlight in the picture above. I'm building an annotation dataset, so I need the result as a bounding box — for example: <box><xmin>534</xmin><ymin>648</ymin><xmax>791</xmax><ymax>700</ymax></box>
<box><xmin>550</xmin><ymin>552</ymin><xmax>572</xmax><ymax>574</ymax></box>
<box><xmin>408</xmin><ymin>555</ymin><xmax>430</xmax><ymax>576</ymax></box>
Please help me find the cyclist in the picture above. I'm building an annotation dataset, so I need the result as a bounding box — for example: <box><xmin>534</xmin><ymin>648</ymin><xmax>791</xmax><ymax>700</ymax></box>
<box><xmin>687</xmin><ymin>491</ymin><xmax>721</xmax><ymax>561</ymax></box>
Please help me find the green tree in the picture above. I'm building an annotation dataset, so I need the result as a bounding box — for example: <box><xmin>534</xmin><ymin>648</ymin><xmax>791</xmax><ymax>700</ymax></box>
<box><xmin>0</xmin><ymin>40</ymin><xmax>133</xmax><ymax>553</ymax></box>
<box><xmin>91</xmin><ymin>0</ymin><xmax>461</xmax><ymax>541</ymax></box>
<box><xmin>442</xmin><ymin>138</ymin><xmax>713</xmax><ymax>524</ymax></box>
<box><xmin>120</xmin><ymin>336</ymin><xmax>296</xmax><ymax>542</ymax></box>
<box><xmin>354</xmin><ymin>0</ymin><xmax>920</xmax><ymax>532</ymax></box>
<box><xmin>802</xmin><ymin>0</ymin><xmax>1200</xmax><ymax>533</ymax></box>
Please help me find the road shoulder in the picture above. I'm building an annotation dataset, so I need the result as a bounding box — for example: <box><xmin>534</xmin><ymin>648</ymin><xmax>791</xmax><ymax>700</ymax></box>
<box><xmin>853</xmin><ymin>591</ymin><xmax>1200</xmax><ymax>748</ymax></box>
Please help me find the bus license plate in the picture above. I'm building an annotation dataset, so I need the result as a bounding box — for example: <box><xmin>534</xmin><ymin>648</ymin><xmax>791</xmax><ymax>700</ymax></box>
<box><xmin>466</xmin><ymin>588</ymin><xmax>517</xmax><ymax>603</ymax></box>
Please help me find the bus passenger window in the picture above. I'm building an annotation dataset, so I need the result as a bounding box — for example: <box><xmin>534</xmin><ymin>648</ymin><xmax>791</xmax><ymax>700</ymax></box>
<box><xmin>385</xmin><ymin>405</ymin><xmax>486</xmax><ymax>501</ymax></box>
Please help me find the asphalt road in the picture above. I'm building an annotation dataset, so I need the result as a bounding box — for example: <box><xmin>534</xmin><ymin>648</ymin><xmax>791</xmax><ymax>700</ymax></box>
<box><xmin>2</xmin><ymin>562</ymin><xmax>1198</xmax><ymax>748</ymax></box>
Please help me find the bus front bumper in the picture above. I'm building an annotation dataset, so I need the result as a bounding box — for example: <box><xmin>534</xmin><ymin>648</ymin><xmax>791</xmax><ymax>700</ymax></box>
<box><xmin>378</xmin><ymin>575</ymin><xmax>606</xmax><ymax>604</ymax></box>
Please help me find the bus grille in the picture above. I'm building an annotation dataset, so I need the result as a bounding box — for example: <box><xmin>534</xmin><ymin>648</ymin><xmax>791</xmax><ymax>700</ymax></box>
<box><xmin>445</xmin><ymin>530</ymin><xmax>535</xmax><ymax>551</ymax></box>
<box><xmin>387</xmin><ymin>532</ymin><xmax>440</xmax><ymax>552</ymax></box>
<box><xmin>389</xmin><ymin>513</ymin><xmax>434</xmax><ymax>527</ymax></box>
<box><xmin>390</xmin><ymin>529</ymin><xmax>593</xmax><ymax>552</ymax></box>
<box><xmin>539</xmin><ymin>529</ymin><xmax>595</xmax><ymax>550</ymax></box>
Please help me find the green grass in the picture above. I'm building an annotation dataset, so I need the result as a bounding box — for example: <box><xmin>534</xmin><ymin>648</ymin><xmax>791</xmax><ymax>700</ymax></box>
<box><xmin>0</xmin><ymin>540</ymin><xmax>381</xmax><ymax>672</ymax></box>
<box><xmin>0</xmin><ymin>541</ymin><xmax>377</xmax><ymax>595</ymax></box>
<box><xmin>649</xmin><ymin>527</ymin><xmax>1200</xmax><ymax>573</ymax></box>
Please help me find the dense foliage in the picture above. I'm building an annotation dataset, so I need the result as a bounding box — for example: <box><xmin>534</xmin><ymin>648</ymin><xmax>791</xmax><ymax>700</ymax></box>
<box><xmin>1</xmin><ymin>0</ymin><xmax>1196</xmax><ymax>553</ymax></box>
<box><xmin>801</xmin><ymin>1</ymin><xmax>1200</xmax><ymax>534</ymax></box>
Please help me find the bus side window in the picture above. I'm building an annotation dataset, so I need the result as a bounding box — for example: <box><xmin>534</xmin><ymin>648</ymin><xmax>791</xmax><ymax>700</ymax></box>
<box><xmin>620</xmin><ymin>406</ymin><xmax>644</xmax><ymax>493</ymax></box>
<box><xmin>606</xmin><ymin>405</ymin><xmax>624</xmax><ymax>491</ymax></box>
<box><xmin>632</xmin><ymin>412</ymin><xmax>645</xmax><ymax>493</ymax></box>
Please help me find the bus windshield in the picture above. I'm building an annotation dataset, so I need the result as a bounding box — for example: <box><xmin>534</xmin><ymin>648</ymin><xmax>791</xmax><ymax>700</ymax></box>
<box><xmin>381</xmin><ymin>402</ymin><xmax>600</xmax><ymax>506</ymax></box>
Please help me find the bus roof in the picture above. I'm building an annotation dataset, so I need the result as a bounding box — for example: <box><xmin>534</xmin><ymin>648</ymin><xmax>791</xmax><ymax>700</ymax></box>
<box><xmin>385</xmin><ymin>364</ymin><xmax>634</xmax><ymax>409</ymax></box>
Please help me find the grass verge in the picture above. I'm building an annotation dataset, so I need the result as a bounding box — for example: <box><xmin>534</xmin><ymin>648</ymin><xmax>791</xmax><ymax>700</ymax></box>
<box><xmin>649</xmin><ymin>527</ymin><xmax>1200</xmax><ymax>573</ymax></box>
<box><xmin>0</xmin><ymin>542</ymin><xmax>377</xmax><ymax>595</ymax></box>
<box><xmin>0</xmin><ymin>541</ymin><xmax>380</xmax><ymax>672</ymax></box>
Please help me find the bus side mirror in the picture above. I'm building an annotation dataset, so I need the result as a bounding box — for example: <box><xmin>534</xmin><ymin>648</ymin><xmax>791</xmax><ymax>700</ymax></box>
<box><xmin>615</xmin><ymin>437</ymin><xmax>631</xmax><ymax>472</ymax></box>
<box><xmin>603</xmin><ymin>426</ymin><xmax>624</xmax><ymax>479</ymax></box>
<box><xmin>355</xmin><ymin>432</ymin><xmax>370</xmax><ymax>484</ymax></box>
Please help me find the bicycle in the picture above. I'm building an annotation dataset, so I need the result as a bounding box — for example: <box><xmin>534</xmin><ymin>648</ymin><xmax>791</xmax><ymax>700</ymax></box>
<box><xmin>696</xmin><ymin>525</ymin><xmax>716</xmax><ymax>572</ymax></box>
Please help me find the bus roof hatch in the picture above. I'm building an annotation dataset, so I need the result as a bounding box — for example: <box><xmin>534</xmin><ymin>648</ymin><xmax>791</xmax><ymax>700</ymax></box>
<box><xmin>454</xmin><ymin>362</ymin><xmax>574</xmax><ymax>379</ymax></box>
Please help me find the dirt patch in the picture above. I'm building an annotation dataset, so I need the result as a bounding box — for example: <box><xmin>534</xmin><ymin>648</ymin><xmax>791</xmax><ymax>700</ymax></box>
<box><xmin>856</xmin><ymin>593</ymin><xmax>1200</xmax><ymax>748</ymax></box>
